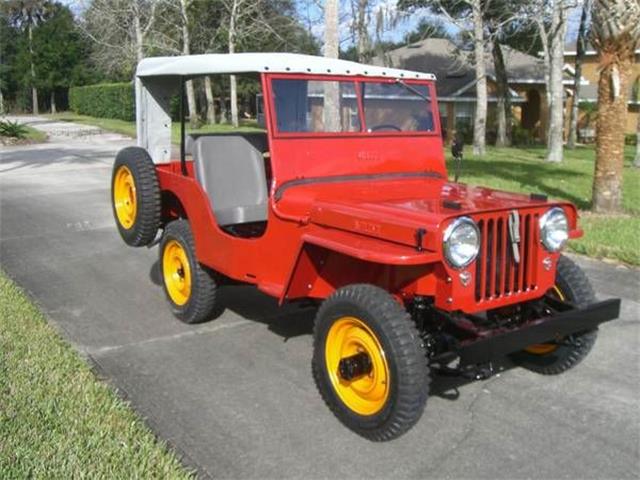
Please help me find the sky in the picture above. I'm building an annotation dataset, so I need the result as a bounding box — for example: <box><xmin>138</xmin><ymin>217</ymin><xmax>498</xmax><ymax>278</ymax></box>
<box><xmin>296</xmin><ymin>0</ymin><xmax>584</xmax><ymax>50</ymax></box>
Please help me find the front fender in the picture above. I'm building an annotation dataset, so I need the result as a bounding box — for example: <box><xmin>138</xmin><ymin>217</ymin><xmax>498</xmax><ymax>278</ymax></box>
<box><xmin>280</xmin><ymin>228</ymin><xmax>437</xmax><ymax>304</ymax></box>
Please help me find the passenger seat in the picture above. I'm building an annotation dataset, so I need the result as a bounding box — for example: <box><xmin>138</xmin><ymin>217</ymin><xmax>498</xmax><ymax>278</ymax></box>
<box><xmin>192</xmin><ymin>135</ymin><xmax>268</xmax><ymax>226</ymax></box>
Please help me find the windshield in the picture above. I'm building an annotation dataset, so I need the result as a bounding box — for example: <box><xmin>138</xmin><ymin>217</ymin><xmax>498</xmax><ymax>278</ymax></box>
<box><xmin>270</xmin><ymin>77</ymin><xmax>436</xmax><ymax>135</ymax></box>
<box><xmin>271</xmin><ymin>79</ymin><xmax>360</xmax><ymax>133</ymax></box>
<box><xmin>361</xmin><ymin>82</ymin><xmax>434</xmax><ymax>132</ymax></box>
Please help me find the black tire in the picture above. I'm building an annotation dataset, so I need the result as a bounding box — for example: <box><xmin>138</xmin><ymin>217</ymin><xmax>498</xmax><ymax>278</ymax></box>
<box><xmin>312</xmin><ymin>284</ymin><xmax>429</xmax><ymax>441</ymax></box>
<box><xmin>511</xmin><ymin>255</ymin><xmax>598</xmax><ymax>375</ymax></box>
<box><xmin>159</xmin><ymin>219</ymin><xmax>223</xmax><ymax>324</ymax></box>
<box><xmin>111</xmin><ymin>147</ymin><xmax>161</xmax><ymax>247</ymax></box>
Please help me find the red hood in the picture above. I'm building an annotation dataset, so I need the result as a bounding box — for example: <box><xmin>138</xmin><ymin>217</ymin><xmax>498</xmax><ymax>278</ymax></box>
<box><xmin>283</xmin><ymin>177</ymin><xmax>573</xmax><ymax>251</ymax></box>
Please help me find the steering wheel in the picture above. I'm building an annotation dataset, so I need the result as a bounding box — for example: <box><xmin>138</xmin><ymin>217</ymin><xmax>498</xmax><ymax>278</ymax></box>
<box><xmin>369</xmin><ymin>124</ymin><xmax>402</xmax><ymax>132</ymax></box>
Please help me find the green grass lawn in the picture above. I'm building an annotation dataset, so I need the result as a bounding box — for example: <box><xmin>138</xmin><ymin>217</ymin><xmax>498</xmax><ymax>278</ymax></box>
<box><xmin>23</xmin><ymin>124</ymin><xmax>48</xmax><ymax>142</ymax></box>
<box><xmin>446</xmin><ymin>145</ymin><xmax>640</xmax><ymax>265</ymax></box>
<box><xmin>48</xmin><ymin>112</ymin><xmax>262</xmax><ymax>143</ymax></box>
<box><xmin>0</xmin><ymin>271</ymin><xmax>192</xmax><ymax>478</ymax></box>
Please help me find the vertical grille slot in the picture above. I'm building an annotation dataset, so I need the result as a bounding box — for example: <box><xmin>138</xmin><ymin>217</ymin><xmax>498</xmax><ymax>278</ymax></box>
<box><xmin>474</xmin><ymin>211</ymin><xmax>538</xmax><ymax>303</ymax></box>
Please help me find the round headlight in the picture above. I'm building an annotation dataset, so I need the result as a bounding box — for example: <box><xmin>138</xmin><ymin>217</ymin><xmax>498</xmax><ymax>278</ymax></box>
<box><xmin>539</xmin><ymin>207</ymin><xmax>568</xmax><ymax>252</ymax></box>
<box><xmin>443</xmin><ymin>217</ymin><xmax>480</xmax><ymax>268</ymax></box>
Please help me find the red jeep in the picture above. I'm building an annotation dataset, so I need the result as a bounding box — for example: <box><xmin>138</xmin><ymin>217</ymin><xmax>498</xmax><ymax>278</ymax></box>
<box><xmin>111</xmin><ymin>53</ymin><xmax>620</xmax><ymax>441</ymax></box>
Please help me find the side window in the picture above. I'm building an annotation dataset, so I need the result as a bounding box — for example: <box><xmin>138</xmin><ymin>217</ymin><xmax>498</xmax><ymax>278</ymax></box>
<box><xmin>272</xmin><ymin>79</ymin><xmax>361</xmax><ymax>133</ymax></box>
<box><xmin>256</xmin><ymin>94</ymin><xmax>265</xmax><ymax>128</ymax></box>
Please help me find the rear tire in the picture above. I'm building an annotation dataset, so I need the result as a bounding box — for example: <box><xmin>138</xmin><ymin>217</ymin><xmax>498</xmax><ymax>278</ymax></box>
<box><xmin>111</xmin><ymin>147</ymin><xmax>161</xmax><ymax>247</ymax></box>
<box><xmin>312</xmin><ymin>284</ymin><xmax>430</xmax><ymax>441</ymax></box>
<box><xmin>511</xmin><ymin>255</ymin><xmax>598</xmax><ymax>375</ymax></box>
<box><xmin>159</xmin><ymin>219</ymin><xmax>223</xmax><ymax>324</ymax></box>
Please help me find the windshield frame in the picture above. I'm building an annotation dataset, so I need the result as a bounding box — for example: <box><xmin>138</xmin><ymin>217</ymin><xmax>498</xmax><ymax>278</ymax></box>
<box><xmin>265</xmin><ymin>73</ymin><xmax>440</xmax><ymax>139</ymax></box>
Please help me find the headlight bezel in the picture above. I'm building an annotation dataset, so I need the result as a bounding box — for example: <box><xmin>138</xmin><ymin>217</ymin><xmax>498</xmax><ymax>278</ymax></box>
<box><xmin>443</xmin><ymin>216</ymin><xmax>481</xmax><ymax>269</ymax></box>
<box><xmin>539</xmin><ymin>207</ymin><xmax>569</xmax><ymax>252</ymax></box>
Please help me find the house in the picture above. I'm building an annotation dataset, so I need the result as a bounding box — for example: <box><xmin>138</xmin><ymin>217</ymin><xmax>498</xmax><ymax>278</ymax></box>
<box><xmin>374</xmin><ymin>38</ymin><xmax>554</xmax><ymax>142</ymax></box>
<box><xmin>373</xmin><ymin>38</ymin><xmax>583</xmax><ymax>143</ymax></box>
<box><xmin>563</xmin><ymin>41</ymin><xmax>640</xmax><ymax>137</ymax></box>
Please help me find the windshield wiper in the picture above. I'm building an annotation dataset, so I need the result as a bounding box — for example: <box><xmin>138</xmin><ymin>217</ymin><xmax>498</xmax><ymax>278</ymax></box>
<box><xmin>395</xmin><ymin>79</ymin><xmax>430</xmax><ymax>101</ymax></box>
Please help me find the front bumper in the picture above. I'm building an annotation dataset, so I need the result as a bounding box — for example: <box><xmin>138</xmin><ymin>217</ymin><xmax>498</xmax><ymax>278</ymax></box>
<box><xmin>455</xmin><ymin>298</ymin><xmax>621</xmax><ymax>365</ymax></box>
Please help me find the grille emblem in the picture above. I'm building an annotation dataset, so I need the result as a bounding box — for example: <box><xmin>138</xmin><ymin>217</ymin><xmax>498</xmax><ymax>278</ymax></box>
<box><xmin>508</xmin><ymin>210</ymin><xmax>521</xmax><ymax>264</ymax></box>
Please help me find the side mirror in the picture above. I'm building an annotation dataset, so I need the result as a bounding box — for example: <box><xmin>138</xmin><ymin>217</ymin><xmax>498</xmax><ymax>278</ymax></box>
<box><xmin>451</xmin><ymin>137</ymin><xmax>463</xmax><ymax>183</ymax></box>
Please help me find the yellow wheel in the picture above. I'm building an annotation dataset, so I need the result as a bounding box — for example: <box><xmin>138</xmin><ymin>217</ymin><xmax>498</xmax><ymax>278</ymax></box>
<box><xmin>325</xmin><ymin>316</ymin><xmax>390</xmax><ymax>416</ymax></box>
<box><xmin>162</xmin><ymin>239</ymin><xmax>192</xmax><ymax>306</ymax></box>
<box><xmin>312</xmin><ymin>285</ymin><xmax>429</xmax><ymax>441</ymax></box>
<box><xmin>159</xmin><ymin>220</ymin><xmax>222</xmax><ymax>324</ymax></box>
<box><xmin>113</xmin><ymin>165</ymin><xmax>137</xmax><ymax>229</ymax></box>
<box><xmin>111</xmin><ymin>147</ymin><xmax>161</xmax><ymax>247</ymax></box>
<box><xmin>512</xmin><ymin>255</ymin><xmax>598</xmax><ymax>375</ymax></box>
<box><xmin>524</xmin><ymin>285</ymin><xmax>565</xmax><ymax>355</ymax></box>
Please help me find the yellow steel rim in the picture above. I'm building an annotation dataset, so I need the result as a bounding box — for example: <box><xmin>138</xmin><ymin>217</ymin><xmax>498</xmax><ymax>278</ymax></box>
<box><xmin>524</xmin><ymin>285</ymin><xmax>566</xmax><ymax>355</ymax></box>
<box><xmin>113</xmin><ymin>165</ymin><xmax>137</xmax><ymax>229</ymax></box>
<box><xmin>325</xmin><ymin>316</ymin><xmax>390</xmax><ymax>416</ymax></box>
<box><xmin>162</xmin><ymin>239</ymin><xmax>192</xmax><ymax>306</ymax></box>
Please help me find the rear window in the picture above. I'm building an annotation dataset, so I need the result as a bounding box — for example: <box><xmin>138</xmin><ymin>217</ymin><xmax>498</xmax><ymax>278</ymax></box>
<box><xmin>272</xmin><ymin>79</ymin><xmax>360</xmax><ymax>133</ymax></box>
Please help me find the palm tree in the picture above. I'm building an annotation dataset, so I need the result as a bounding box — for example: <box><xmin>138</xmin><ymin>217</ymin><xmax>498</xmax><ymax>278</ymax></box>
<box><xmin>6</xmin><ymin>0</ymin><xmax>49</xmax><ymax>115</ymax></box>
<box><xmin>590</xmin><ymin>0</ymin><xmax>640</xmax><ymax>212</ymax></box>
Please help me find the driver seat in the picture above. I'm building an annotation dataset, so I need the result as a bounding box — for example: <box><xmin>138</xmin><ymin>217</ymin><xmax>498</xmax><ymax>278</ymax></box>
<box><xmin>192</xmin><ymin>135</ymin><xmax>268</xmax><ymax>226</ymax></box>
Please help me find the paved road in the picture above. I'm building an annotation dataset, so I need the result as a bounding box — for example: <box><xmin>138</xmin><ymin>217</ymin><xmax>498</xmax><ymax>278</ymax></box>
<box><xmin>2</xmin><ymin>116</ymin><xmax>639</xmax><ymax>479</ymax></box>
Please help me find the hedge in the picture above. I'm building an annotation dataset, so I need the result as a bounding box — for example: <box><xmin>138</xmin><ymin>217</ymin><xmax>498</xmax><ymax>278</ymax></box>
<box><xmin>69</xmin><ymin>83</ymin><xmax>134</xmax><ymax>121</ymax></box>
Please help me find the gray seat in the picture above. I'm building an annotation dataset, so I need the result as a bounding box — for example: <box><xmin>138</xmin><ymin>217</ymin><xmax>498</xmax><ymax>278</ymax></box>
<box><xmin>193</xmin><ymin>134</ymin><xmax>268</xmax><ymax>226</ymax></box>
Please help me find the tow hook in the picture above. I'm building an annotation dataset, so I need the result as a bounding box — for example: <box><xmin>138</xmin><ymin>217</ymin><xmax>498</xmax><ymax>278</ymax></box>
<box><xmin>463</xmin><ymin>362</ymin><xmax>494</xmax><ymax>380</ymax></box>
<box><xmin>435</xmin><ymin>361</ymin><xmax>495</xmax><ymax>380</ymax></box>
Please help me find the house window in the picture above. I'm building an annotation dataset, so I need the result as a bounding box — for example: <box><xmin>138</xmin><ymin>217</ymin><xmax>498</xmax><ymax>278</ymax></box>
<box><xmin>438</xmin><ymin>102</ymin><xmax>448</xmax><ymax>139</ymax></box>
<box><xmin>454</xmin><ymin>102</ymin><xmax>475</xmax><ymax>141</ymax></box>
<box><xmin>454</xmin><ymin>102</ymin><xmax>474</xmax><ymax>125</ymax></box>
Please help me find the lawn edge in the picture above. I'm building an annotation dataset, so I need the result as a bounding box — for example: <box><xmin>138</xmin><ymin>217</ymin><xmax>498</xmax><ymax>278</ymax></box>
<box><xmin>0</xmin><ymin>268</ymin><xmax>200</xmax><ymax>479</ymax></box>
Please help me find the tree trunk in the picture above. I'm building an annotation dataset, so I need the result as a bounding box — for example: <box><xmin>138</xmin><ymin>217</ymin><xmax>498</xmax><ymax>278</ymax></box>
<box><xmin>179</xmin><ymin>0</ymin><xmax>197</xmax><ymax>126</ymax></box>
<box><xmin>229</xmin><ymin>75</ymin><xmax>239</xmax><ymax>127</ymax></box>
<box><xmin>50</xmin><ymin>90</ymin><xmax>56</xmax><ymax>114</ymax></box>
<box><xmin>536</xmin><ymin>18</ymin><xmax>551</xmax><ymax>109</ymax></box>
<box><xmin>546</xmin><ymin>1</ymin><xmax>567</xmax><ymax>163</ymax></box>
<box><xmin>492</xmin><ymin>40</ymin><xmax>511</xmax><ymax>147</ymax></box>
<box><xmin>634</xmin><ymin>113</ymin><xmax>640</xmax><ymax>167</ymax></box>
<box><xmin>228</xmin><ymin>0</ymin><xmax>239</xmax><ymax>128</ymax></box>
<box><xmin>219</xmin><ymin>96</ymin><xmax>228</xmax><ymax>123</ymax></box>
<box><xmin>323</xmin><ymin>0</ymin><xmax>341</xmax><ymax>131</ymax></box>
<box><xmin>28</xmin><ymin>25</ymin><xmax>38</xmax><ymax>115</ymax></box>
<box><xmin>0</xmin><ymin>88</ymin><xmax>4</xmax><ymax>115</ymax></box>
<box><xmin>472</xmin><ymin>0</ymin><xmax>486</xmax><ymax>156</ymax></box>
<box><xmin>593</xmin><ymin>56</ymin><xmax>633</xmax><ymax>211</ymax></box>
<box><xmin>324</xmin><ymin>0</ymin><xmax>339</xmax><ymax>58</ymax></box>
<box><xmin>567</xmin><ymin>0</ymin><xmax>591</xmax><ymax>149</ymax></box>
<box><xmin>356</xmin><ymin>0</ymin><xmax>369</xmax><ymax>62</ymax></box>
<box><xmin>204</xmin><ymin>76</ymin><xmax>216</xmax><ymax>124</ymax></box>
<box><xmin>133</xmin><ymin>6</ymin><xmax>144</xmax><ymax>63</ymax></box>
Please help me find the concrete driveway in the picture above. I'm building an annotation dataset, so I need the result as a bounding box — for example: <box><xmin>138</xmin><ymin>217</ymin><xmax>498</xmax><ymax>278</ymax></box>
<box><xmin>1</xmin><ymin>116</ymin><xmax>639</xmax><ymax>479</ymax></box>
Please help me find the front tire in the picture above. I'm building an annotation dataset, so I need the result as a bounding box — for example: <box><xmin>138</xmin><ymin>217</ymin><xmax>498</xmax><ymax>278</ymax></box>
<box><xmin>312</xmin><ymin>285</ymin><xmax>429</xmax><ymax>441</ymax></box>
<box><xmin>159</xmin><ymin>220</ymin><xmax>223</xmax><ymax>324</ymax></box>
<box><xmin>511</xmin><ymin>255</ymin><xmax>598</xmax><ymax>374</ymax></box>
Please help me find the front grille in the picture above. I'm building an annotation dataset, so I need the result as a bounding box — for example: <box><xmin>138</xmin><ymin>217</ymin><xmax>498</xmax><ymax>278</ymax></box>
<box><xmin>474</xmin><ymin>211</ymin><xmax>539</xmax><ymax>302</ymax></box>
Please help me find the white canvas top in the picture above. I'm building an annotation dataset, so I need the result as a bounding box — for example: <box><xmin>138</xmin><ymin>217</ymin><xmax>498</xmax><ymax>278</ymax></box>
<box><xmin>136</xmin><ymin>52</ymin><xmax>436</xmax><ymax>80</ymax></box>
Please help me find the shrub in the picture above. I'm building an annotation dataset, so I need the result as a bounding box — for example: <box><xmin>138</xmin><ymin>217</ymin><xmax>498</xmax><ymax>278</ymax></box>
<box><xmin>0</xmin><ymin>119</ymin><xmax>28</xmax><ymax>139</ymax></box>
<box><xmin>512</xmin><ymin>124</ymin><xmax>536</xmax><ymax>146</ymax></box>
<box><xmin>69</xmin><ymin>83</ymin><xmax>134</xmax><ymax>121</ymax></box>
<box><xmin>624</xmin><ymin>133</ymin><xmax>637</xmax><ymax>146</ymax></box>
